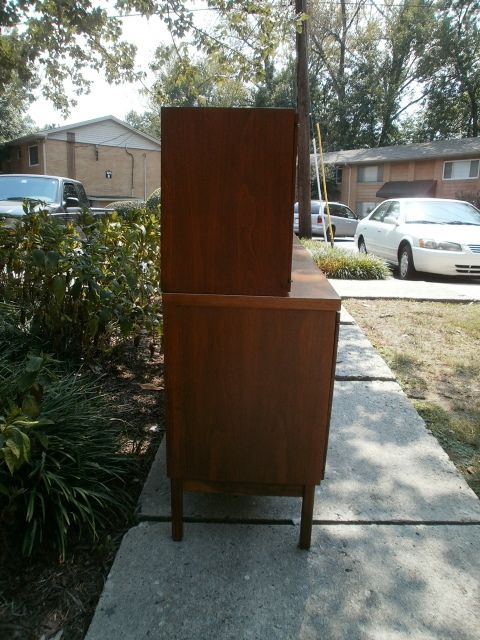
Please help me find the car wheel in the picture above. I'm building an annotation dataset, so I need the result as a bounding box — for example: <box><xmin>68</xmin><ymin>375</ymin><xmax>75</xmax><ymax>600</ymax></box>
<box><xmin>326</xmin><ymin>226</ymin><xmax>335</xmax><ymax>242</ymax></box>
<box><xmin>398</xmin><ymin>243</ymin><xmax>416</xmax><ymax>280</ymax></box>
<box><xmin>358</xmin><ymin>237</ymin><xmax>367</xmax><ymax>254</ymax></box>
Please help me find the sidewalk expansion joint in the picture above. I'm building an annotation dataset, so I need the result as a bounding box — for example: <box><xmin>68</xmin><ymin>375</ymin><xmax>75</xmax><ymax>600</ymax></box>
<box><xmin>335</xmin><ymin>374</ymin><xmax>396</xmax><ymax>381</ymax></box>
<box><xmin>137</xmin><ymin>515</ymin><xmax>480</xmax><ymax>527</ymax></box>
<box><xmin>340</xmin><ymin>296</ymin><xmax>477</xmax><ymax>304</ymax></box>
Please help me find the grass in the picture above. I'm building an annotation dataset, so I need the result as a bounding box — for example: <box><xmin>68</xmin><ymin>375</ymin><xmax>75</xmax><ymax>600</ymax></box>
<box><xmin>345</xmin><ymin>299</ymin><xmax>480</xmax><ymax>497</ymax></box>
<box><xmin>301</xmin><ymin>239</ymin><xmax>390</xmax><ymax>279</ymax></box>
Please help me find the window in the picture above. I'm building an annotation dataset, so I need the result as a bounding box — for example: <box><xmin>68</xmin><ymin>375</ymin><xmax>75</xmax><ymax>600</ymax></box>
<box><xmin>369</xmin><ymin>202</ymin><xmax>392</xmax><ymax>222</ymax></box>
<box><xmin>0</xmin><ymin>175</ymin><xmax>58</xmax><ymax>203</ymax></box>
<box><xmin>328</xmin><ymin>204</ymin><xmax>357</xmax><ymax>219</ymax></box>
<box><xmin>28</xmin><ymin>145</ymin><xmax>39</xmax><ymax>166</ymax></box>
<box><xmin>443</xmin><ymin>159</ymin><xmax>479</xmax><ymax>180</ymax></box>
<box><xmin>357</xmin><ymin>165</ymin><xmax>384</xmax><ymax>183</ymax></box>
<box><xmin>63</xmin><ymin>181</ymin><xmax>90</xmax><ymax>208</ymax></box>
<box><xmin>356</xmin><ymin>202</ymin><xmax>377</xmax><ymax>218</ymax></box>
<box><xmin>74</xmin><ymin>182</ymin><xmax>90</xmax><ymax>208</ymax></box>
<box><xmin>383</xmin><ymin>201</ymin><xmax>401</xmax><ymax>224</ymax></box>
<box><xmin>335</xmin><ymin>167</ymin><xmax>343</xmax><ymax>184</ymax></box>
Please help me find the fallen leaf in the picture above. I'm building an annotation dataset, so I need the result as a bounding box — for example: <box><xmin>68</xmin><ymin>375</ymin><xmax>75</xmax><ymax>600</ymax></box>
<box><xmin>139</xmin><ymin>383</ymin><xmax>163</xmax><ymax>391</ymax></box>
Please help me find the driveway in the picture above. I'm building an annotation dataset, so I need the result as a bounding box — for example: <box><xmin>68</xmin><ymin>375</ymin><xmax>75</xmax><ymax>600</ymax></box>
<box><xmin>329</xmin><ymin>273</ymin><xmax>480</xmax><ymax>301</ymax></box>
<box><xmin>307</xmin><ymin>237</ymin><xmax>480</xmax><ymax>299</ymax></box>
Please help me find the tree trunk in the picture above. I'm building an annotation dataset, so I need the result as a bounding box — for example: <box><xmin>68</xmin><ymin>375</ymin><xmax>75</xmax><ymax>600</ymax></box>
<box><xmin>296</xmin><ymin>0</ymin><xmax>312</xmax><ymax>238</ymax></box>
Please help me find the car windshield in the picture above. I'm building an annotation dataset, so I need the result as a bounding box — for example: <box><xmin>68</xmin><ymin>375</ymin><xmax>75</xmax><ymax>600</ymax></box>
<box><xmin>0</xmin><ymin>176</ymin><xmax>58</xmax><ymax>204</ymax></box>
<box><xmin>404</xmin><ymin>200</ymin><xmax>480</xmax><ymax>226</ymax></box>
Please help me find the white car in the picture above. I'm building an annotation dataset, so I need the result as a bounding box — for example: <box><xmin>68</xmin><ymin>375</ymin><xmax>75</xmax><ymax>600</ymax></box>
<box><xmin>354</xmin><ymin>198</ymin><xmax>480</xmax><ymax>279</ymax></box>
<box><xmin>294</xmin><ymin>200</ymin><xmax>359</xmax><ymax>239</ymax></box>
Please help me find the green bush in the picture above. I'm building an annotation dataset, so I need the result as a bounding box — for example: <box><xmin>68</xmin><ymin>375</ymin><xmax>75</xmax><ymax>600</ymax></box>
<box><xmin>301</xmin><ymin>239</ymin><xmax>390</xmax><ymax>280</ymax></box>
<box><xmin>106</xmin><ymin>199</ymin><xmax>145</xmax><ymax>213</ymax></box>
<box><xmin>0</xmin><ymin>205</ymin><xmax>162</xmax><ymax>358</ymax></box>
<box><xmin>0</xmin><ymin>342</ymin><xmax>130</xmax><ymax>558</ymax></box>
<box><xmin>455</xmin><ymin>190</ymin><xmax>480</xmax><ymax>209</ymax></box>
<box><xmin>145</xmin><ymin>188</ymin><xmax>161</xmax><ymax>212</ymax></box>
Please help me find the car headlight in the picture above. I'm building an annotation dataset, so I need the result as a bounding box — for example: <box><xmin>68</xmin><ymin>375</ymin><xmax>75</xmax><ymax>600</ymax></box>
<box><xmin>418</xmin><ymin>239</ymin><xmax>462</xmax><ymax>251</ymax></box>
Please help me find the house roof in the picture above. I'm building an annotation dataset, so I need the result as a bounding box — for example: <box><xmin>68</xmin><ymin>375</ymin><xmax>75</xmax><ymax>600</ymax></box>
<box><xmin>322</xmin><ymin>137</ymin><xmax>480</xmax><ymax>166</ymax></box>
<box><xmin>3</xmin><ymin>115</ymin><xmax>160</xmax><ymax>148</ymax></box>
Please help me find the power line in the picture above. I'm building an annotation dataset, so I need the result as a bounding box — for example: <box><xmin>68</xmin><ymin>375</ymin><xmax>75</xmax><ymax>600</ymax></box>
<box><xmin>110</xmin><ymin>0</ymin><xmax>435</xmax><ymax>19</ymax></box>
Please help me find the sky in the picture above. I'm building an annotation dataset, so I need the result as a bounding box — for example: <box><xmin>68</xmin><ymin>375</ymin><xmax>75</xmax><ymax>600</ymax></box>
<box><xmin>27</xmin><ymin>13</ymin><xmax>176</xmax><ymax>129</ymax></box>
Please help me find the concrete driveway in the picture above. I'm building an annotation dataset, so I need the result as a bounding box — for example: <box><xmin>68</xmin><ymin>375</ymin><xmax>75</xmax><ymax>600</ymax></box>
<box><xmin>309</xmin><ymin>237</ymin><xmax>480</xmax><ymax>301</ymax></box>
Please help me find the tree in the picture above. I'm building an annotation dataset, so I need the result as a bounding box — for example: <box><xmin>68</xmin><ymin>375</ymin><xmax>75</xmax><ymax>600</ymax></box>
<box><xmin>149</xmin><ymin>45</ymin><xmax>251</xmax><ymax>108</ymax></box>
<box><xmin>0</xmin><ymin>80</ymin><xmax>35</xmax><ymax>144</ymax></box>
<box><xmin>118</xmin><ymin>0</ymin><xmax>291</xmax><ymax>82</ymax></box>
<box><xmin>416</xmin><ymin>0</ymin><xmax>480</xmax><ymax>139</ymax></box>
<box><xmin>296</xmin><ymin>0</ymin><xmax>312</xmax><ymax>238</ymax></box>
<box><xmin>308</xmin><ymin>0</ymin><xmax>435</xmax><ymax>150</ymax></box>
<box><xmin>122</xmin><ymin>1</ymin><xmax>314</xmax><ymax>236</ymax></box>
<box><xmin>126</xmin><ymin>45</ymin><xmax>253</xmax><ymax>138</ymax></box>
<box><xmin>125</xmin><ymin>110</ymin><xmax>162</xmax><ymax>139</ymax></box>
<box><xmin>0</xmin><ymin>1</ymin><xmax>139</xmax><ymax>114</ymax></box>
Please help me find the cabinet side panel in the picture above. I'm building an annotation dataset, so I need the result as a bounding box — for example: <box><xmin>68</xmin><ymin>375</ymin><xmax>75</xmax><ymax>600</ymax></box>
<box><xmin>161</xmin><ymin>108</ymin><xmax>296</xmax><ymax>296</ymax></box>
<box><xmin>164</xmin><ymin>298</ymin><xmax>337</xmax><ymax>485</ymax></box>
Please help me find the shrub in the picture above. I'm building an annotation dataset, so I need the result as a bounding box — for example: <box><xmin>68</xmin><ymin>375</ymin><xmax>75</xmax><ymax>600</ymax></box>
<box><xmin>106</xmin><ymin>200</ymin><xmax>145</xmax><ymax>213</ymax></box>
<box><xmin>145</xmin><ymin>188</ymin><xmax>161</xmax><ymax>212</ymax></box>
<box><xmin>0</xmin><ymin>342</ymin><xmax>131</xmax><ymax>558</ymax></box>
<box><xmin>0</xmin><ymin>205</ymin><xmax>162</xmax><ymax>358</ymax></box>
<box><xmin>301</xmin><ymin>239</ymin><xmax>390</xmax><ymax>280</ymax></box>
<box><xmin>455</xmin><ymin>190</ymin><xmax>480</xmax><ymax>209</ymax></box>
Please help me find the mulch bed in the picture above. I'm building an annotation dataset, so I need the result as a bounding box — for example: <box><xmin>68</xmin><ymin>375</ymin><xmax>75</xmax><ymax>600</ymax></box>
<box><xmin>0</xmin><ymin>339</ymin><xmax>165</xmax><ymax>640</ymax></box>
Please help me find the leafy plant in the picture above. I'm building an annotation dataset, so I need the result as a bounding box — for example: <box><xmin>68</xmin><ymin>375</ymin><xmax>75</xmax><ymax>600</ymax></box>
<box><xmin>0</xmin><ymin>345</ymin><xmax>131</xmax><ymax>559</ymax></box>
<box><xmin>0</xmin><ymin>204</ymin><xmax>162</xmax><ymax>358</ymax></box>
<box><xmin>455</xmin><ymin>191</ymin><xmax>480</xmax><ymax>210</ymax></box>
<box><xmin>301</xmin><ymin>240</ymin><xmax>390</xmax><ymax>279</ymax></box>
<box><xmin>0</xmin><ymin>353</ymin><xmax>51</xmax><ymax>475</ymax></box>
<box><xmin>106</xmin><ymin>200</ymin><xmax>145</xmax><ymax>213</ymax></box>
<box><xmin>145</xmin><ymin>188</ymin><xmax>161</xmax><ymax>212</ymax></box>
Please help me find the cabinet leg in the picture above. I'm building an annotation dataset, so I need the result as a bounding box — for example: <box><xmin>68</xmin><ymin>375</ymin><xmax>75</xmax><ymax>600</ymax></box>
<box><xmin>171</xmin><ymin>479</ymin><xmax>183</xmax><ymax>541</ymax></box>
<box><xmin>299</xmin><ymin>485</ymin><xmax>315</xmax><ymax>550</ymax></box>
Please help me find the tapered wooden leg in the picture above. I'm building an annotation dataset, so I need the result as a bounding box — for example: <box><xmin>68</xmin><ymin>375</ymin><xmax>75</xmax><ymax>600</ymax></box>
<box><xmin>299</xmin><ymin>484</ymin><xmax>315</xmax><ymax>550</ymax></box>
<box><xmin>171</xmin><ymin>479</ymin><xmax>183</xmax><ymax>541</ymax></box>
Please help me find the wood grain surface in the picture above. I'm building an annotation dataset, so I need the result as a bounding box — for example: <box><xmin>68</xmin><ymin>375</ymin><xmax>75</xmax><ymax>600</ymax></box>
<box><xmin>164</xmin><ymin>297</ymin><xmax>339</xmax><ymax>485</ymax></box>
<box><xmin>161</xmin><ymin>107</ymin><xmax>297</xmax><ymax>296</ymax></box>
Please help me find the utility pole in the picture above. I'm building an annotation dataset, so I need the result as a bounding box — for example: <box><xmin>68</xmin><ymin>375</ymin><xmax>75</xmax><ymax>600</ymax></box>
<box><xmin>295</xmin><ymin>0</ymin><xmax>312</xmax><ymax>239</ymax></box>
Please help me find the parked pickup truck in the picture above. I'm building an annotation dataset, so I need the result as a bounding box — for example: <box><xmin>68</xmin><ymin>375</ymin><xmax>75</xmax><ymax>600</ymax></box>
<box><xmin>0</xmin><ymin>174</ymin><xmax>108</xmax><ymax>220</ymax></box>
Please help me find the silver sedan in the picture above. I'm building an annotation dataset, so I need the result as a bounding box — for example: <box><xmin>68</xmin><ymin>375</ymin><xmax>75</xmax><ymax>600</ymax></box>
<box><xmin>294</xmin><ymin>200</ymin><xmax>359</xmax><ymax>239</ymax></box>
<box><xmin>354</xmin><ymin>198</ymin><xmax>480</xmax><ymax>279</ymax></box>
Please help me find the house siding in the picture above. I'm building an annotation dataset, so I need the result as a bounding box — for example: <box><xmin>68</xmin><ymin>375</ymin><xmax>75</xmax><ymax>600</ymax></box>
<box><xmin>45</xmin><ymin>140</ymin><xmax>68</xmax><ymax>176</ymax></box>
<box><xmin>73</xmin><ymin>143</ymin><xmax>160</xmax><ymax>200</ymax></box>
<box><xmin>1</xmin><ymin>118</ymin><xmax>161</xmax><ymax>204</ymax></box>
<box><xmin>2</xmin><ymin>140</ymin><xmax>46</xmax><ymax>174</ymax></box>
<box><xmin>389</xmin><ymin>161</ymin><xmax>410</xmax><ymax>181</ymax></box>
<box><xmin>48</xmin><ymin>120</ymin><xmax>159</xmax><ymax>151</ymax></box>
<box><xmin>413</xmin><ymin>159</ymin><xmax>435</xmax><ymax>180</ymax></box>
<box><xmin>336</xmin><ymin>156</ymin><xmax>480</xmax><ymax>215</ymax></box>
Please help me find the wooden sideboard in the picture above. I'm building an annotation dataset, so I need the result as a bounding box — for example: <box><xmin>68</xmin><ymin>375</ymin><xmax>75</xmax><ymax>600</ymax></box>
<box><xmin>163</xmin><ymin>241</ymin><xmax>340</xmax><ymax>549</ymax></box>
<box><xmin>161</xmin><ymin>107</ymin><xmax>340</xmax><ymax>548</ymax></box>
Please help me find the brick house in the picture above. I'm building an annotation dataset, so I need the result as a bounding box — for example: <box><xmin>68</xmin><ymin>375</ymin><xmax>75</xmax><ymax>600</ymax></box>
<box><xmin>0</xmin><ymin>115</ymin><xmax>161</xmax><ymax>206</ymax></box>
<box><xmin>323</xmin><ymin>137</ymin><xmax>480</xmax><ymax>218</ymax></box>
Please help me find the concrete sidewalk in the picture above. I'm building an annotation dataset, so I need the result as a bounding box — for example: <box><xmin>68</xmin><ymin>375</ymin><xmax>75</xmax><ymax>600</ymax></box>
<box><xmin>330</xmin><ymin>276</ymin><xmax>480</xmax><ymax>301</ymax></box>
<box><xmin>86</xmin><ymin>310</ymin><xmax>480</xmax><ymax>640</ymax></box>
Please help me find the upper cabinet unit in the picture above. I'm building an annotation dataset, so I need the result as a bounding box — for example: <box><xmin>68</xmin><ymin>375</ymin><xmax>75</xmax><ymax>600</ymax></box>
<box><xmin>161</xmin><ymin>107</ymin><xmax>297</xmax><ymax>296</ymax></box>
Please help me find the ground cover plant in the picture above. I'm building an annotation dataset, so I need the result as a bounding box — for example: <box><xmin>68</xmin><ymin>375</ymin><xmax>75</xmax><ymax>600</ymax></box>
<box><xmin>0</xmin><ymin>203</ymin><xmax>162</xmax><ymax>358</ymax></box>
<box><xmin>0</xmin><ymin>202</ymin><xmax>164</xmax><ymax>638</ymax></box>
<box><xmin>0</xmin><ymin>336</ymin><xmax>164</xmax><ymax>639</ymax></box>
<box><xmin>301</xmin><ymin>239</ymin><xmax>390</xmax><ymax>280</ymax></box>
<box><xmin>0</xmin><ymin>339</ymin><xmax>131</xmax><ymax>559</ymax></box>
<box><xmin>345</xmin><ymin>299</ymin><xmax>480</xmax><ymax>497</ymax></box>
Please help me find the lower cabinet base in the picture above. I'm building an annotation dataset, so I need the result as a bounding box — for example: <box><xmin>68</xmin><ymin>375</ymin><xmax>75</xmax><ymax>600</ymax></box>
<box><xmin>170</xmin><ymin>478</ymin><xmax>316</xmax><ymax>550</ymax></box>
